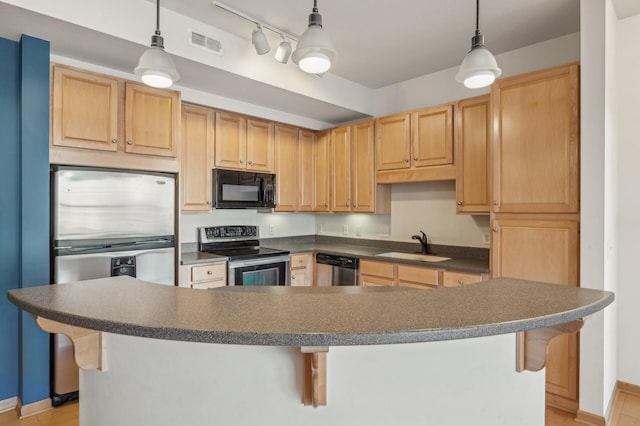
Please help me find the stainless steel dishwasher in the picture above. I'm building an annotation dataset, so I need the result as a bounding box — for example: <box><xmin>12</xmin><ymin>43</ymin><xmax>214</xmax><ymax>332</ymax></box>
<box><xmin>315</xmin><ymin>253</ymin><xmax>359</xmax><ymax>286</ymax></box>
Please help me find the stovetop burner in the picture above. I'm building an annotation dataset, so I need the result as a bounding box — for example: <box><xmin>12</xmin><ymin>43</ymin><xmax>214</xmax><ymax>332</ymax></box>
<box><xmin>197</xmin><ymin>225</ymin><xmax>289</xmax><ymax>261</ymax></box>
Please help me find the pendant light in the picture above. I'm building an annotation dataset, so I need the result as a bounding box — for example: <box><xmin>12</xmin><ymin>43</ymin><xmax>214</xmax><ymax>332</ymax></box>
<box><xmin>134</xmin><ymin>0</ymin><xmax>180</xmax><ymax>89</ymax></box>
<box><xmin>291</xmin><ymin>0</ymin><xmax>337</xmax><ymax>74</ymax></box>
<box><xmin>455</xmin><ymin>0</ymin><xmax>501</xmax><ymax>89</ymax></box>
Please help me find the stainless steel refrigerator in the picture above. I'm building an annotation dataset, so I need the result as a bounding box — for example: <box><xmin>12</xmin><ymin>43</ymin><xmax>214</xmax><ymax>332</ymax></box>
<box><xmin>50</xmin><ymin>166</ymin><xmax>177</xmax><ymax>406</ymax></box>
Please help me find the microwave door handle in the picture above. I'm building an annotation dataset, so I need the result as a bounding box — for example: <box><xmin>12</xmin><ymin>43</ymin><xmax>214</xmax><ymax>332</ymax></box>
<box><xmin>260</xmin><ymin>177</ymin><xmax>266</xmax><ymax>206</ymax></box>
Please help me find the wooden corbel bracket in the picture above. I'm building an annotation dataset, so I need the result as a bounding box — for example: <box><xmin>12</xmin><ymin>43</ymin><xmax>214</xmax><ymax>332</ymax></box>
<box><xmin>35</xmin><ymin>316</ymin><xmax>105</xmax><ymax>371</ymax></box>
<box><xmin>516</xmin><ymin>319</ymin><xmax>584</xmax><ymax>372</ymax></box>
<box><xmin>301</xmin><ymin>346</ymin><xmax>329</xmax><ymax>407</ymax></box>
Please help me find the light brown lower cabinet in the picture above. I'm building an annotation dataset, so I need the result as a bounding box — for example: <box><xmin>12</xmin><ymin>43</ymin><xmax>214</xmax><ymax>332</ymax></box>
<box><xmin>290</xmin><ymin>253</ymin><xmax>313</xmax><ymax>287</ymax></box>
<box><xmin>396</xmin><ymin>264</ymin><xmax>438</xmax><ymax>289</ymax></box>
<box><xmin>358</xmin><ymin>260</ymin><xmax>394</xmax><ymax>287</ymax></box>
<box><xmin>180</xmin><ymin>262</ymin><xmax>227</xmax><ymax>289</ymax></box>
<box><xmin>442</xmin><ymin>270</ymin><xmax>485</xmax><ymax>287</ymax></box>
<box><xmin>491</xmin><ymin>214</ymin><xmax>579</xmax><ymax>411</ymax></box>
<box><xmin>358</xmin><ymin>259</ymin><xmax>483</xmax><ymax>290</ymax></box>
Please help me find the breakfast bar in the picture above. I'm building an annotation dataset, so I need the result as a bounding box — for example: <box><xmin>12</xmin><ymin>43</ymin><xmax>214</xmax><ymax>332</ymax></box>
<box><xmin>8</xmin><ymin>277</ymin><xmax>613</xmax><ymax>425</ymax></box>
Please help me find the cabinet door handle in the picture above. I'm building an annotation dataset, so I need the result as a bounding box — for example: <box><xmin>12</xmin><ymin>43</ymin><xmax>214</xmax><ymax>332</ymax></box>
<box><xmin>457</xmin><ymin>201</ymin><xmax>463</xmax><ymax>206</ymax></box>
<box><xmin>492</xmin><ymin>227</ymin><xmax>499</xmax><ymax>232</ymax></box>
<box><xmin>206</xmin><ymin>201</ymin><xmax>211</xmax><ymax>206</ymax></box>
<box><xmin>247</xmin><ymin>160</ymin><xmax>253</xmax><ymax>165</ymax></box>
<box><xmin>413</xmin><ymin>156</ymin><xmax>418</xmax><ymax>161</ymax></box>
<box><xmin>127</xmin><ymin>140</ymin><xmax>133</xmax><ymax>145</ymax></box>
<box><xmin>111</xmin><ymin>139</ymin><xmax>117</xmax><ymax>144</ymax></box>
<box><xmin>404</xmin><ymin>158</ymin><xmax>409</xmax><ymax>163</ymax></box>
<box><xmin>345</xmin><ymin>203</ymin><xmax>349</xmax><ymax>207</ymax></box>
<box><xmin>207</xmin><ymin>271</ymin><xmax>213</xmax><ymax>275</ymax></box>
<box><xmin>493</xmin><ymin>200</ymin><xmax>499</xmax><ymax>206</ymax></box>
<box><xmin>458</xmin><ymin>279</ymin><xmax>464</xmax><ymax>285</ymax></box>
<box><xmin>239</xmin><ymin>159</ymin><xmax>244</xmax><ymax>164</ymax></box>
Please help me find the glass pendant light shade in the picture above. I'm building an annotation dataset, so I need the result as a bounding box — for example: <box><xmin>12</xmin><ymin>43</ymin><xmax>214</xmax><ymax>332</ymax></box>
<box><xmin>291</xmin><ymin>1</ymin><xmax>337</xmax><ymax>74</ymax></box>
<box><xmin>455</xmin><ymin>0</ymin><xmax>500</xmax><ymax>89</ymax></box>
<box><xmin>455</xmin><ymin>44</ymin><xmax>501</xmax><ymax>89</ymax></box>
<box><xmin>252</xmin><ymin>25</ymin><xmax>270</xmax><ymax>55</ymax></box>
<box><xmin>134</xmin><ymin>0</ymin><xmax>179</xmax><ymax>88</ymax></box>
<box><xmin>135</xmin><ymin>44</ymin><xmax>180</xmax><ymax>89</ymax></box>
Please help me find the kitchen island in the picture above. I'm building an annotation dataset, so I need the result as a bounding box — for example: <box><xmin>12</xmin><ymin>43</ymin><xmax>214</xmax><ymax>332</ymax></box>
<box><xmin>8</xmin><ymin>277</ymin><xmax>613</xmax><ymax>425</ymax></box>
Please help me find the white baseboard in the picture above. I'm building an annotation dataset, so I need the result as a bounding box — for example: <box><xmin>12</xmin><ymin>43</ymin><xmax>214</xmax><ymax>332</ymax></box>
<box><xmin>17</xmin><ymin>397</ymin><xmax>52</xmax><ymax>419</ymax></box>
<box><xmin>0</xmin><ymin>397</ymin><xmax>18</xmax><ymax>413</ymax></box>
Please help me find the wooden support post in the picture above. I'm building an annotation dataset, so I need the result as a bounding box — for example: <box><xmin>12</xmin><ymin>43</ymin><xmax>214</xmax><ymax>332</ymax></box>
<box><xmin>516</xmin><ymin>320</ymin><xmax>583</xmax><ymax>372</ymax></box>
<box><xmin>301</xmin><ymin>346</ymin><xmax>328</xmax><ymax>407</ymax></box>
<box><xmin>35</xmin><ymin>316</ymin><xmax>105</xmax><ymax>371</ymax></box>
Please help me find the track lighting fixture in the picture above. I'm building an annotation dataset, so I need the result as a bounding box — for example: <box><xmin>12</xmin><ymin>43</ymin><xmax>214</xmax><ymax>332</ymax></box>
<box><xmin>291</xmin><ymin>0</ymin><xmax>337</xmax><ymax>74</ymax></box>
<box><xmin>274</xmin><ymin>35</ymin><xmax>292</xmax><ymax>64</ymax></box>
<box><xmin>251</xmin><ymin>24</ymin><xmax>270</xmax><ymax>55</ymax></box>
<box><xmin>134</xmin><ymin>0</ymin><xmax>180</xmax><ymax>88</ymax></box>
<box><xmin>455</xmin><ymin>0</ymin><xmax>501</xmax><ymax>89</ymax></box>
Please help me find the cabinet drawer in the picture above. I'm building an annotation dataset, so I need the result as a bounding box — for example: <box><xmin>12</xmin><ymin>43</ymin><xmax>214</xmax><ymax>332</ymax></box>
<box><xmin>359</xmin><ymin>274</ymin><xmax>393</xmax><ymax>287</ymax></box>
<box><xmin>291</xmin><ymin>253</ymin><xmax>311</xmax><ymax>269</ymax></box>
<box><xmin>191</xmin><ymin>263</ymin><xmax>226</xmax><ymax>283</ymax></box>
<box><xmin>442</xmin><ymin>271</ymin><xmax>483</xmax><ymax>287</ymax></box>
<box><xmin>360</xmin><ymin>260</ymin><xmax>394</xmax><ymax>279</ymax></box>
<box><xmin>396</xmin><ymin>264</ymin><xmax>439</xmax><ymax>286</ymax></box>
<box><xmin>191</xmin><ymin>280</ymin><xmax>226</xmax><ymax>290</ymax></box>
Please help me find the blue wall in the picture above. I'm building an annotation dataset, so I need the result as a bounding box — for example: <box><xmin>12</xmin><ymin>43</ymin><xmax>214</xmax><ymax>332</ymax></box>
<box><xmin>0</xmin><ymin>35</ymin><xmax>50</xmax><ymax>406</ymax></box>
<box><xmin>0</xmin><ymin>36</ymin><xmax>21</xmax><ymax>404</ymax></box>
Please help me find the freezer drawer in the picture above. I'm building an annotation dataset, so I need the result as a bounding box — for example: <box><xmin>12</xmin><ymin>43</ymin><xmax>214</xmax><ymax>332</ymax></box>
<box><xmin>54</xmin><ymin>247</ymin><xmax>175</xmax><ymax>285</ymax></box>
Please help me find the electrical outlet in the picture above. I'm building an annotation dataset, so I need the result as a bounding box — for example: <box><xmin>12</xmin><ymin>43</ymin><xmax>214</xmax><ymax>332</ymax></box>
<box><xmin>342</xmin><ymin>224</ymin><xmax>349</xmax><ymax>235</ymax></box>
<box><xmin>483</xmin><ymin>233</ymin><xmax>490</xmax><ymax>245</ymax></box>
<box><xmin>269</xmin><ymin>224</ymin><xmax>275</xmax><ymax>235</ymax></box>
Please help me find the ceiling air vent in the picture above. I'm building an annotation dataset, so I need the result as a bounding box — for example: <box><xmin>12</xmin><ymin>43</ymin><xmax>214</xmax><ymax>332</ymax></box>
<box><xmin>189</xmin><ymin>31</ymin><xmax>223</xmax><ymax>55</ymax></box>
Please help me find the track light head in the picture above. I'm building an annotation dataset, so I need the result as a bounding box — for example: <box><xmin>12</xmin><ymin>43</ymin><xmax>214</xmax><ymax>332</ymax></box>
<box><xmin>252</xmin><ymin>24</ymin><xmax>270</xmax><ymax>55</ymax></box>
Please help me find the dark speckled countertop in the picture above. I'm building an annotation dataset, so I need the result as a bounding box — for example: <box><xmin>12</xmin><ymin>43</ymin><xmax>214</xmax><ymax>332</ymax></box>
<box><xmin>181</xmin><ymin>235</ymin><xmax>490</xmax><ymax>274</ymax></box>
<box><xmin>8</xmin><ymin>276</ymin><xmax>613</xmax><ymax>346</ymax></box>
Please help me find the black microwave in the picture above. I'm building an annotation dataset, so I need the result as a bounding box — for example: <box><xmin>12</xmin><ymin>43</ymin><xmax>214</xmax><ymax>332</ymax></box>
<box><xmin>212</xmin><ymin>169</ymin><xmax>276</xmax><ymax>209</ymax></box>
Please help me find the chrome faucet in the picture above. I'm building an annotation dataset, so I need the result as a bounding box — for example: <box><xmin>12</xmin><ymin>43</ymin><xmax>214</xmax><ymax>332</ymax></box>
<box><xmin>411</xmin><ymin>231</ymin><xmax>433</xmax><ymax>254</ymax></box>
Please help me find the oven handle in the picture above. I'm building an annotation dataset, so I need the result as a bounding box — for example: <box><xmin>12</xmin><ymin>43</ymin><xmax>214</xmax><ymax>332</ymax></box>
<box><xmin>228</xmin><ymin>255</ymin><xmax>291</xmax><ymax>269</ymax></box>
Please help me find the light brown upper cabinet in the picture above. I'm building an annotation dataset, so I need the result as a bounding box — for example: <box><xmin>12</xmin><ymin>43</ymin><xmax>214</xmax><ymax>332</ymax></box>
<box><xmin>331</xmin><ymin>125</ymin><xmax>352</xmax><ymax>212</ymax></box>
<box><xmin>52</xmin><ymin>65</ymin><xmax>179</xmax><ymax>160</ymax></box>
<box><xmin>52</xmin><ymin>66</ymin><xmax>119</xmax><ymax>152</ymax></box>
<box><xmin>181</xmin><ymin>104</ymin><xmax>214</xmax><ymax>211</ymax></box>
<box><xmin>375</xmin><ymin>113</ymin><xmax>411</xmax><ymax>171</ymax></box>
<box><xmin>492</xmin><ymin>63</ymin><xmax>579</xmax><ymax>213</ymax></box>
<box><xmin>214</xmin><ymin>112</ymin><xmax>274</xmax><ymax>172</ymax></box>
<box><xmin>455</xmin><ymin>95</ymin><xmax>490</xmax><ymax>215</ymax></box>
<box><xmin>411</xmin><ymin>104</ymin><xmax>454</xmax><ymax>167</ymax></box>
<box><xmin>298</xmin><ymin>130</ymin><xmax>316</xmax><ymax>212</ymax></box>
<box><xmin>376</xmin><ymin>103</ymin><xmax>455</xmax><ymax>184</ymax></box>
<box><xmin>124</xmin><ymin>83</ymin><xmax>180</xmax><ymax>158</ymax></box>
<box><xmin>246</xmin><ymin>118</ymin><xmax>275</xmax><ymax>172</ymax></box>
<box><xmin>314</xmin><ymin>130</ymin><xmax>331</xmax><ymax>212</ymax></box>
<box><xmin>351</xmin><ymin>120</ymin><xmax>377</xmax><ymax>213</ymax></box>
<box><xmin>274</xmin><ymin>124</ymin><xmax>299</xmax><ymax>212</ymax></box>
<box><xmin>331</xmin><ymin>121</ymin><xmax>389</xmax><ymax>214</ymax></box>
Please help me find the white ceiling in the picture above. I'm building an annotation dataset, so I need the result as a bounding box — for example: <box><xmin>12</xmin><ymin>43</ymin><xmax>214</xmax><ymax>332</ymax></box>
<box><xmin>159</xmin><ymin>0</ymin><xmax>582</xmax><ymax>89</ymax></box>
<box><xmin>1</xmin><ymin>0</ymin><xmax>639</xmax><ymax>125</ymax></box>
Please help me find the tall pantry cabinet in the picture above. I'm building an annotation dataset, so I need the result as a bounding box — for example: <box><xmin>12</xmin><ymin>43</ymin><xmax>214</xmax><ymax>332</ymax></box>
<box><xmin>490</xmin><ymin>63</ymin><xmax>580</xmax><ymax>412</ymax></box>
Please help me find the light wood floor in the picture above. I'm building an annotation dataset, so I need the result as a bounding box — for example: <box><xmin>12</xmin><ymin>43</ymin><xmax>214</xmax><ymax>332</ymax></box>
<box><xmin>1</xmin><ymin>391</ymin><xmax>639</xmax><ymax>425</ymax></box>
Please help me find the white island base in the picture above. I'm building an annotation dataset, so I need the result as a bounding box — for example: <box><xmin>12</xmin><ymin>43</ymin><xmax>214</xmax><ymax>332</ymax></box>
<box><xmin>79</xmin><ymin>332</ymin><xmax>544</xmax><ymax>426</ymax></box>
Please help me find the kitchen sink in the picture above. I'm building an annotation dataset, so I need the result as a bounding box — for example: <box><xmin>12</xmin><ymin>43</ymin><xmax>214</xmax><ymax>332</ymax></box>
<box><xmin>376</xmin><ymin>252</ymin><xmax>451</xmax><ymax>262</ymax></box>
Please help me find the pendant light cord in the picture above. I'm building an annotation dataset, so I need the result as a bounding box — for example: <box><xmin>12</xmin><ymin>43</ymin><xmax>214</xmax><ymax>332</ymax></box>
<box><xmin>155</xmin><ymin>0</ymin><xmax>161</xmax><ymax>36</ymax></box>
<box><xmin>313</xmin><ymin>0</ymin><xmax>318</xmax><ymax>14</ymax></box>
<box><xmin>475</xmin><ymin>0</ymin><xmax>480</xmax><ymax>36</ymax></box>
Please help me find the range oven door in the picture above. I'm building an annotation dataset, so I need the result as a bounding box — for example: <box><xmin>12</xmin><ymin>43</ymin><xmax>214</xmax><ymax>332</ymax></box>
<box><xmin>228</xmin><ymin>255</ymin><xmax>290</xmax><ymax>286</ymax></box>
